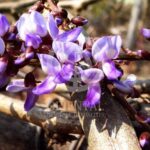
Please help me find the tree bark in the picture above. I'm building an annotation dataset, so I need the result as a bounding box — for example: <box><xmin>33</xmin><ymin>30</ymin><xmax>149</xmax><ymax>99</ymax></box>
<box><xmin>70</xmin><ymin>86</ymin><xmax>141</xmax><ymax>150</ymax></box>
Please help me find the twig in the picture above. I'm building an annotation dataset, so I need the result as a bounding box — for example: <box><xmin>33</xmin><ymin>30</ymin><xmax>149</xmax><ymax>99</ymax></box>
<box><xmin>0</xmin><ymin>93</ymin><xmax>83</xmax><ymax>134</ymax></box>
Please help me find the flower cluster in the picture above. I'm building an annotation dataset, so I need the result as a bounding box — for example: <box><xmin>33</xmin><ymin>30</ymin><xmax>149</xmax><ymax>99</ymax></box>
<box><xmin>0</xmin><ymin>3</ymin><xmax>137</xmax><ymax>111</ymax></box>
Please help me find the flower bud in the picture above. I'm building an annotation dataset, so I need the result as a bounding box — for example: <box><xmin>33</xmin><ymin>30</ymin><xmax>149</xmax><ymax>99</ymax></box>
<box><xmin>71</xmin><ymin>16</ymin><xmax>88</xmax><ymax>26</ymax></box>
<box><xmin>0</xmin><ymin>14</ymin><xmax>10</xmax><ymax>37</ymax></box>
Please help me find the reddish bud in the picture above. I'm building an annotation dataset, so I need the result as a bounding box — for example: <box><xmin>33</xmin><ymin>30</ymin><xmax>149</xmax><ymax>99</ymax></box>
<box><xmin>71</xmin><ymin>16</ymin><xmax>88</xmax><ymax>26</ymax></box>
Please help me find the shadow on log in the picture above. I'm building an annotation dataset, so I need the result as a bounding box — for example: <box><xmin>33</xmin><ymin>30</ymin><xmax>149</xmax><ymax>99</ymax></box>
<box><xmin>70</xmin><ymin>85</ymin><xmax>142</xmax><ymax>150</ymax></box>
<box><xmin>0</xmin><ymin>112</ymin><xmax>40</xmax><ymax>150</ymax></box>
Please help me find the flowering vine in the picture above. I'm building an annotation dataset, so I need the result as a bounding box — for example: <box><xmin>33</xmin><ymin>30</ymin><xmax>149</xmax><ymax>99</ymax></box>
<box><xmin>0</xmin><ymin>1</ymin><xmax>150</xmax><ymax>147</ymax></box>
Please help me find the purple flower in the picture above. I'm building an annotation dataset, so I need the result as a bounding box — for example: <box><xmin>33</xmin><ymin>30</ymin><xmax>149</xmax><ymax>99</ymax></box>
<box><xmin>79</xmin><ymin>68</ymin><xmax>104</xmax><ymax>107</ymax></box>
<box><xmin>0</xmin><ymin>37</ymin><xmax>5</xmax><ymax>55</ymax></box>
<box><xmin>17</xmin><ymin>11</ymin><xmax>47</xmax><ymax>48</ymax></box>
<box><xmin>6</xmin><ymin>74</ymin><xmax>38</xmax><ymax>111</ymax></box>
<box><xmin>32</xmin><ymin>54</ymin><xmax>74</xmax><ymax>95</ymax></box>
<box><xmin>92</xmin><ymin>35</ymin><xmax>122</xmax><ymax>62</ymax></box>
<box><xmin>102</xmin><ymin>61</ymin><xmax>122</xmax><ymax>80</ymax></box>
<box><xmin>0</xmin><ymin>14</ymin><xmax>10</xmax><ymax>37</ymax></box>
<box><xmin>52</xmin><ymin>41</ymin><xmax>82</xmax><ymax>63</ymax></box>
<box><xmin>114</xmin><ymin>74</ymin><xmax>136</xmax><ymax>94</ymax></box>
<box><xmin>46</xmin><ymin>12</ymin><xmax>82</xmax><ymax>42</ymax></box>
<box><xmin>92</xmin><ymin>35</ymin><xmax>122</xmax><ymax>79</ymax></box>
<box><xmin>141</xmin><ymin>28</ymin><xmax>150</xmax><ymax>39</ymax></box>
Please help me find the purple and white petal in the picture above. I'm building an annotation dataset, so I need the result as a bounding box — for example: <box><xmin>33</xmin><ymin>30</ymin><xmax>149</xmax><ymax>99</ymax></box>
<box><xmin>92</xmin><ymin>35</ymin><xmax>122</xmax><ymax>62</ymax></box>
<box><xmin>0</xmin><ymin>37</ymin><xmax>5</xmax><ymax>55</ymax></box>
<box><xmin>32</xmin><ymin>76</ymin><xmax>56</xmax><ymax>95</ymax></box>
<box><xmin>0</xmin><ymin>14</ymin><xmax>10</xmax><ymax>36</ymax></box>
<box><xmin>52</xmin><ymin>41</ymin><xmax>82</xmax><ymax>63</ymax></box>
<box><xmin>24</xmin><ymin>90</ymin><xmax>39</xmax><ymax>111</ymax></box>
<box><xmin>29</xmin><ymin>11</ymin><xmax>47</xmax><ymax>37</ymax></box>
<box><xmin>46</xmin><ymin>13</ymin><xmax>59</xmax><ymax>39</ymax></box>
<box><xmin>56</xmin><ymin>27</ymin><xmax>82</xmax><ymax>42</ymax></box>
<box><xmin>37</xmin><ymin>54</ymin><xmax>61</xmax><ymax>75</ymax></box>
<box><xmin>25</xmin><ymin>34</ymin><xmax>42</xmax><ymax>49</ymax></box>
<box><xmin>141</xmin><ymin>28</ymin><xmax>150</xmax><ymax>39</ymax></box>
<box><xmin>102</xmin><ymin>61</ymin><xmax>122</xmax><ymax>80</ymax></box>
<box><xmin>17</xmin><ymin>13</ymin><xmax>29</xmax><ymax>40</ymax></box>
<box><xmin>114</xmin><ymin>74</ymin><xmax>136</xmax><ymax>93</ymax></box>
<box><xmin>6</xmin><ymin>79</ymin><xmax>29</xmax><ymax>92</ymax></box>
<box><xmin>124</xmin><ymin>74</ymin><xmax>136</xmax><ymax>87</ymax></box>
<box><xmin>113</xmin><ymin>80</ymin><xmax>133</xmax><ymax>93</ymax></box>
<box><xmin>54</xmin><ymin>63</ymin><xmax>74</xmax><ymax>83</ymax></box>
<box><xmin>77</xmin><ymin>33</ymin><xmax>86</xmax><ymax>48</ymax></box>
<box><xmin>81</xmin><ymin>68</ymin><xmax>104</xmax><ymax>84</ymax></box>
<box><xmin>83</xmin><ymin>83</ymin><xmax>101</xmax><ymax>108</ymax></box>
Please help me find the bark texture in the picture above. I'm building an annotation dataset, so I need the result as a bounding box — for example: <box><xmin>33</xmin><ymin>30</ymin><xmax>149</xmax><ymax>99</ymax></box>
<box><xmin>71</xmin><ymin>86</ymin><xmax>142</xmax><ymax>150</ymax></box>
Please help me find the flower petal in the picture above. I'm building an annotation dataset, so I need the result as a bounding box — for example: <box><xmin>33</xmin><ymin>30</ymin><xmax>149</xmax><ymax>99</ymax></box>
<box><xmin>38</xmin><ymin>54</ymin><xmax>61</xmax><ymax>75</ymax></box>
<box><xmin>114</xmin><ymin>74</ymin><xmax>136</xmax><ymax>93</ymax></box>
<box><xmin>24</xmin><ymin>90</ymin><xmax>39</xmax><ymax>111</ymax></box>
<box><xmin>32</xmin><ymin>76</ymin><xmax>56</xmax><ymax>95</ymax></box>
<box><xmin>0</xmin><ymin>37</ymin><xmax>5</xmax><ymax>55</ymax></box>
<box><xmin>25</xmin><ymin>34</ymin><xmax>42</xmax><ymax>49</ymax></box>
<box><xmin>92</xmin><ymin>35</ymin><xmax>122</xmax><ymax>62</ymax></box>
<box><xmin>81</xmin><ymin>68</ymin><xmax>104</xmax><ymax>84</ymax></box>
<box><xmin>56</xmin><ymin>27</ymin><xmax>82</xmax><ymax>42</ymax></box>
<box><xmin>0</xmin><ymin>14</ymin><xmax>10</xmax><ymax>36</ymax></box>
<box><xmin>46</xmin><ymin>13</ymin><xmax>59</xmax><ymax>39</ymax></box>
<box><xmin>6</xmin><ymin>79</ymin><xmax>28</xmax><ymax>92</ymax></box>
<box><xmin>141</xmin><ymin>28</ymin><xmax>150</xmax><ymax>39</ymax></box>
<box><xmin>17</xmin><ymin>11</ymin><xmax>47</xmax><ymax>40</ymax></box>
<box><xmin>54</xmin><ymin>63</ymin><xmax>74</xmax><ymax>83</ymax></box>
<box><xmin>17</xmin><ymin>13</ymin><xmax>29</xmax><ymax>40</ymax></box>
<box><xmin>52</xmin><ymin>41</ymin><xmax>82</xmax><ymax>63</ymax></box>
<box><xmin>29</xmin><ymin>11</ymin><xmax>47</xmax><ymax>37</ymax></box>
<box><xmin>83</xmin><ymin>83</ymin><xmax>101</xmax><ymax>108</ymax></box>
<box><xmin>102</xmin><ymin>61</ymin><xmax>122</xmax><ymax>80</ymax></box>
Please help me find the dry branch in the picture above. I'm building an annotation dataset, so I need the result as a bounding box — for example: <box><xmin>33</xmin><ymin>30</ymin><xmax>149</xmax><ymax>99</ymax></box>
<box><xmin>0</xmin><ymin>93</ymin><xmax>83</xmax><ymax>134</ymax></box>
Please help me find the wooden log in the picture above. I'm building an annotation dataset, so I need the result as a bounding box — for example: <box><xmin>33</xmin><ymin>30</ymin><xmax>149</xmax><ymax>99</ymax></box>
<box><xmin>0</xmin><ymin>93</ymin><xmax>83</xmax><ymax>134</ymax></box>
<box><xmin>70</xmin><ymin>85</ymin><xmax>142</xmax><ymax>150</ymax></box>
